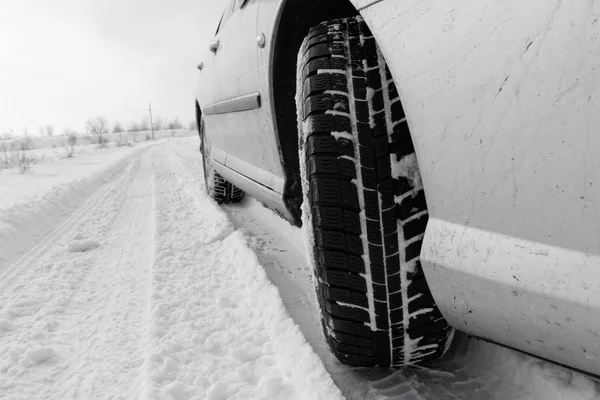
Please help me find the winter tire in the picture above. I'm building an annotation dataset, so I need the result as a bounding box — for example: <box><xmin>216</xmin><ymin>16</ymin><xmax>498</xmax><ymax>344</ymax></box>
<box><xmin>201</xmin><ymin>118</ymin><xmax>244</xmax><ymax>204</ymax></box>
<box><xmin>296</xmin><ymin>16</ymin><xmax>453</xmax><ymax>368</ymax></box>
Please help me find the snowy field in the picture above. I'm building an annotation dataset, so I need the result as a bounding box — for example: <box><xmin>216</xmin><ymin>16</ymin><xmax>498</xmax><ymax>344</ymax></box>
<box><xmin>0</xmin><ymin>137</ymin><xmax>598</xmax><ymax>399</ymax></box>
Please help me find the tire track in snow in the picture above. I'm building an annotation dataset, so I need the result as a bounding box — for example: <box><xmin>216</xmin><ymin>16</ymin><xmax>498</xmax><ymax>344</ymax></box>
<box><xmin>0</xmin><ymin>149</ymin><xmax>156</xmax><ymax>400</ymax></box>
<box><xmin>0</xmin><ymin>159</ymin><xmax>135</xmax><ymax>291</ymax></box>
<box><xmin>52</xmin><ymin>151</ymin><xmax>156</xmax><ymax>399</ymax></box>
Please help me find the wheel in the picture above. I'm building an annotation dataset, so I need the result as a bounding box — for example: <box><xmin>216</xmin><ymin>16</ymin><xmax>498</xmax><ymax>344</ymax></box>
<box><xmin>296</xmin><ymin>16</ymin><xmax>453</xmax><ymax>368</ymax></box>
<box><xmin>200</xmin><ymin>118</ymin><xmax>244</xmax><ymax>204</ymax></box>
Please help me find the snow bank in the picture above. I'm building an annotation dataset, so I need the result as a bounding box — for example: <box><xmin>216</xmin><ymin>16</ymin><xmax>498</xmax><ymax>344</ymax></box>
<box><xmin>464</xmin><ymin>339</ymin><xmax>600</xmax><ymax>400</ymax></box>
<box><xmin>139</xmin><ymin>152</ymin><xmax>344</xmax><ymax>400</ymax></box>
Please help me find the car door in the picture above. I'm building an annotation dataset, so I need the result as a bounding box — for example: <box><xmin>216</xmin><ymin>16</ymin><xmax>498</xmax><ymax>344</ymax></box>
<box><xmin>200</xmin><ymin>0</ymin><xmax>237</xmax><ymax>165</ymax></box>
<box><xmin>208</xmin><ymin>0</ymin><xmax>285</xmax><ymax>193</ymax></box>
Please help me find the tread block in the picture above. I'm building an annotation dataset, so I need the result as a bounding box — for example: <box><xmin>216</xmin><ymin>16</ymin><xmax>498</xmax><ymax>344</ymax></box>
<box><xmin>317</xmin><ymin>249</ymin><xmax>365</xmax><ymax>274</ymax></box>
<box><xmin>403</xmin><ymin>213</ymin><xmax>429</xmax><ymax>240</ymax></box>
<box><xmin>386</xmin><ymin>254</ymin><xmax>401</xmax><ymax>276</ymax></box>
<box><xmin>391</xmin><ymin>98</ymin><xmax>406</xmax><ymax>121</ymax></box>
<box><xmin>316</xmin><ymin>229</ymin><xmax>363</xmax><ymax>256</ymax></box>
<box><xmin>304</xmin><ymin>73</ymin><xmax>348</xmax><ymax>98</ymax></box>
<box><xmin>324</xmin><ymin>287</ymin><xmax>369</xmax><ymax>309</ymax></box>
<box><xmin>366</xmin><ymin>69</ymin><xmax>382</xmax><ymax>91</ymax></box>
<box><xmin>326</xmin><ymin>301</ymin><xmax>370</xmax><ymax>322</ymax></box>
<box><xmin>352</xmin><ymin>77</ymin><xmax>367</xmax><ymax>100</ymax></box>
<box><xmin>361</xmin><ymin>167</ymin><xmax>377</xmax><ymax>190</ymax></box>
<box><xmin>388</xmin><ymin>82</ymin><xmax>399</xmax><ymax>100</ymax></box>
<box><xmin>384</xmin><ymin>233</ymin><xmax>399</xmax><ymax>255</ymax></box>
<box><xmin>368</xmin><ymin>243</ymin><xmax>384</xmax><ymax>265</ymax></box>
<box><xmin>371</xmin><ymin>89</ymin><xmax>385</xmax><ymax>113</ymax></box>
<box><xmin>303</xmin><ymin>56</ymin><xmax>347</xmax><ymax>81</ymax></box>
<box><xmin>308</xmin><ymin>155</ymin><xmax>355</xmax><ymax>180</ymax></box>
<box><xmin>381</xmin><ymin>208</ymin><xmax>397</xmax><ymax>234</ymax></box>
<box><xmin>363</xmin><ymin>190</ymin><xmax>380</xmax><ymax>220</ymax></box>
<box><xmin>340</xmin><ymin>180</ymin><xmax>360</xmax><ymax>210</ymax></box>
<box><xmin>338</xmin><ymin>158</ymin><xmax>356</xmax><ymax>179</ymax></box>
<box><xmin>372</xmin><ymin>282</ymin><xmax>388</xmax><ymax>302</ymax></box>
<box><xmin>387</xmin><ymin>273</ymin><xmax>401</xmax><ymax>293</ymax></box>
<box><xmin>374</xmin><ymin>135</ymin><xmax>389</xmax><ymax>158</ymax></box>
<box><xmin>355</xmin><ymin>100</ymin><xmax>369</xmax><ymax>123</ymax></box>
<box><xmin>397</xmin><ymin>190</ymin><xmax>427</xmax><ymax>220</ymax></box>
<box><xmin>391</xmin><ymin>120</ymin><xmax>411</xmax><ymax>143</ymax></box>
<box><xmin>316</xmin><ymin>229</ymin><xmax>346</xmax><ymax>252</ymax></box>
<box><xmin>366</xmin><ymin>219</ymin><xmax>382</xmax><ymax>245</ymax></box>
<box><xmin>311</xmin><ymin>177</ymin><xmax>341</xmax><ymax>204</ymax></box>
<box><xmin>357</xmin><ymin>122</ymin><xmax>373</xmax><ymax>146</ymax></box>
<box><xmin>321</xmin><ymin>269</ymin><xmax>367</xmax><ymax>293</ymax></box>
<box><xmin>376</xmin><ymin>157</ymin><xmax>392</xmax><ymax>179</ymax></box>
<box><xmin>332</xmin><ymin>332</ymin><xmax>374</xmax><ymax>351</ymax></box>
<box><xmin>371</xmin><ymin>263</ymin><xmax>386</xmax><ymax>284</ymax></box>
<box><xmin>313</xmin><ymin>206</ymin><xmax>360</xmax><ymax>235</ymax></box>
<box><xmin>405</xmin><ymin>239</ymin><xmax>423</xmax><ymax>262</ymax></box>
<box><xmin>393</xmin><ymin>176</ymin><xmax>413</xmax><ymax>195</ymax></box>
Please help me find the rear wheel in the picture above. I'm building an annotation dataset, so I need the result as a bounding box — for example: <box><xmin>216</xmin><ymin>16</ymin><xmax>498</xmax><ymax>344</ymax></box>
<box><xmin>296</xmin><ymin>16</ymin><xmax>453</xmax><ymax>367</ymax></box>
<box><xmin>200</xmin><ymin>118</ymin><xmax>244</xmax><ymax>204</ymax></box>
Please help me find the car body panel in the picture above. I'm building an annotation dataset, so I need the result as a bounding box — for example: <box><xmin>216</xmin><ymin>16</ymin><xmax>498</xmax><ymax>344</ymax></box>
<box><xmin>360</xmin><ymin>0</ymin><xmax>600</xmax><ymax>374</ymax></box>
<box><xmin>196</xmin><ymin>0</ymin><xmax>600</xmax><ymax>375</ymax></box>
<box><xmin>205</xmin><ymin>0</ymin><xmax>286</xmax><ymax>193</ymax></box>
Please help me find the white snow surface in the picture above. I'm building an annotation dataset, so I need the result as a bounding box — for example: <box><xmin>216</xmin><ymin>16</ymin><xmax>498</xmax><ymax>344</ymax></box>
<box><xmin>0</xmin><ymin>138</ymin><xmax>343</xmax><ymax>400</ymax></box>
<box><xmin>1</xmin><ymin>137</ymin><xmax>599</xmax><ymax>400</ymax></box>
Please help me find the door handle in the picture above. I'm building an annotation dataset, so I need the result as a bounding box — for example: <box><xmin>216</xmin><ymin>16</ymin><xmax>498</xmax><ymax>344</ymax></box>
<box><xmin>209</xmin><ymin>40</ymin><xmax>219</xmax><ymax>54</ymax></box>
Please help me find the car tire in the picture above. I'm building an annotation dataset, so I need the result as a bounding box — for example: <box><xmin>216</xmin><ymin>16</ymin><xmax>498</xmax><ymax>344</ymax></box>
<box><xmin>200</xmin><ymin>118</ymin><xmax>244</xmax><ymax>204</ymax></box>
<box><xmin>296</xmin><ymin>16</ymin><xmax>453</xmax><ymax>367</ymax></box>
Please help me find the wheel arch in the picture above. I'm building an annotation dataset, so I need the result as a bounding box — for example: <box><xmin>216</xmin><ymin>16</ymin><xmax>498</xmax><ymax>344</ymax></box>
<box><xmin>270</xmin><ymin>0</ymin><xmax>408</xmax><ymax>226</ymax></box>
<box><xmin>195</xmin><ymin>100</ymin><xmax>202</xmax><ymax>136</ymax></box>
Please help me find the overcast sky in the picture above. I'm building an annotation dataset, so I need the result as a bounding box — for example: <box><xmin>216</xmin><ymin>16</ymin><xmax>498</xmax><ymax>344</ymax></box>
<box><xmin>0</xmin><ymin>0</ymin><xmax>226</xmax><ymax>135</ymax></box>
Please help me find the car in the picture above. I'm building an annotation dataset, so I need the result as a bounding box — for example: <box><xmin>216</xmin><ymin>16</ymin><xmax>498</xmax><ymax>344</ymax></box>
<box><xmin>195</xmin><ymin>0</ymin><xmax>600</xmax><ymax>375</ymax></box>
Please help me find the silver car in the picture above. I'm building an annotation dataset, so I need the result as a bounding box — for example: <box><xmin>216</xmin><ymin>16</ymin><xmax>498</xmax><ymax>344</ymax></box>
<box><xmin>195</xmin><ymin>0</ymin><xmax>600</xmax><ymax>375</ymax></box>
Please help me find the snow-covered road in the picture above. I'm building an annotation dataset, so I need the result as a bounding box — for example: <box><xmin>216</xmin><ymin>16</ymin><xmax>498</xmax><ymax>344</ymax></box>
<box><xmin>1</xmin><ymin>138</ymin><xmax>598</xmax><ymax>400</ymax></box>
<box><xmin>0</xmin><ymin>141</ymin><xmax>343</xmax><ymax>400</ymax></box>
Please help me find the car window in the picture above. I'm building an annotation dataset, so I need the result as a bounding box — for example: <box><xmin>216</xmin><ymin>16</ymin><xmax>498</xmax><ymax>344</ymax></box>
<box><xmin>215</xmin><ymin>0</ymin><xmax>236</xmax><ymax>34</ymax></box>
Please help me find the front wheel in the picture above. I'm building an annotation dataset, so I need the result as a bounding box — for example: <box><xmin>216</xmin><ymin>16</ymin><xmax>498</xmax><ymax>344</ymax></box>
<box><xmin>200</xmin><ymin>118</ymin><xmax>244</xmax><ymax>204</ymax></box>
<box><xmin>296</xmin><ymin>16</ymin><xmax>453</xmax><ymax>368</ymax></box>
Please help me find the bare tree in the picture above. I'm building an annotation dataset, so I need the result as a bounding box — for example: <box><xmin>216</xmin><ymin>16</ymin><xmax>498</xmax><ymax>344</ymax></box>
<box><xmin>0</xmin><ymin>130</ymin><xmax>14</xmax><ymax>168</ymax></box>
<box><xmin>86</xmin><ymin>116</ymin><xmax>109</xmax><ymax>146</ymax></box>
<box><xmin>128</xmin><ymin>121</ymin><xmax>140</xmax><ymax>132</ymax></box>
<box><xmin>167</xmin><ymin>117</ymin><xmax>183</xmax><ymax>130</ymax></box>
<box><xmin>113</xmin><ymin>121</ymin><xmax>124</xmax><ymax>133</ymax></box>
<box><xmin>38</xmin><ymin>125</ymin><xmax>54</xmax><ymax>137</ymax></box>
<box><xmin>189</xmin><ymin>120</ymin><xmax>197</xmax><ymax>131</ymax></box>
<box><xmin>154</xmin><ymin>116</ymin><xmax>163</xmax><ymax>131</ymax></box>
<box><xmin>139</xmin><ymin>117</ymin><xmax>150</xmax><ymax>131</ymax></box>
<box><xmin>62</xmin><ymin>134</ymin><xmax>78</xmax><ymax>158</ymax></box>
<box><xmin>11</xmin><ymin>135</ymin><xmax>34</xmax><ymax>173</ymax></box>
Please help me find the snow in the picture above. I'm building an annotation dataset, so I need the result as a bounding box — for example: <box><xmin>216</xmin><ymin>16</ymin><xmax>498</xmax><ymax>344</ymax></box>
<box><xmin>67</xmin><ymin>239</ymin><xmax>101</xmax><ymax>253</ymax></box>
<box><xmin>0</xmin><ymin>141</ymin><xmax>157</xmax><ymax>265</ymax></box>
<box><xmin>1</xmin><ymin>136</ymin><xmax>599</xmax><ymax>399</ymax></box>
<box><xmin>0</xmin><ymin>138</ymin><xmax>344</xmax><ymax>400</ymax></box>
<box><xmin>391</xmin><ymin>153</ymin><xmax>423</xmax><ymax>190</ymax></box>
<box><xmin>20</xmin><ymin>346</ymin><xmax>57</xmax><ymax>367</ymax></box>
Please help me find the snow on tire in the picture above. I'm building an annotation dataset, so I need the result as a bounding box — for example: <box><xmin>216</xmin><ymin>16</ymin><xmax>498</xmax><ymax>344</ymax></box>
<box><xmin>200</xmin><ymin>118</ymin><xmax>244</xmax><ymax>204</ymax></box>
<box><xmin>296</xmin><ymin>16</ymin><xmax>454</xmax><ymax>367</ymax></box>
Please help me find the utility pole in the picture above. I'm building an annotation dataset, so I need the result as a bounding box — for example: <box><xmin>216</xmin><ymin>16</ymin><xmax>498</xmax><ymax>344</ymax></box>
<box><xmin>149</xmin><ymin>102</ymin><xmax>155</xmax><ymax>140</ymax></box>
